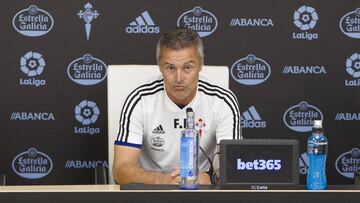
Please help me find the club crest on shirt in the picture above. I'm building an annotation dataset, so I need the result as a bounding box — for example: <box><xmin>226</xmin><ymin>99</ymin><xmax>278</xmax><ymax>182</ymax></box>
<box><xmin>195</xmin><ymin>118</ymin><xmax>206</xmax><ymax>138</ymax></box>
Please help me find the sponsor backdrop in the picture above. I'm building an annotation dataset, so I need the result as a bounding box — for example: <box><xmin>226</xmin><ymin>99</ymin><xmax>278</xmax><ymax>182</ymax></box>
<box><xmin>0</xmin><ymin>0</ymin><xmax>359</xmax><ymax>185</ymax></box>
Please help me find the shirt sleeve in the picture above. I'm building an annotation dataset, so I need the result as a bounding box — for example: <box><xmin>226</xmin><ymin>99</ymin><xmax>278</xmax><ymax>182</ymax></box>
<box><xmin>215</xmin><ymin>98</ymin><xmax>241</xmax><ymax>143</ymax></box>
<box><xmin>114</xmin><ymin>100</ymin><xmax>143</xmax><ymax>148</ymax></box>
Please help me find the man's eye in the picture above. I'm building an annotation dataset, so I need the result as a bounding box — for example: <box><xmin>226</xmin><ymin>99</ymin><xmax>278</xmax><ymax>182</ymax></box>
<box><xmin>184</xmin><ymin>66</ymin><xmax>193</xmax><ymax>73</ymax></box>
<box><xmin>166</xmin><ymin>66</ymin><xmax>174</xmax><ymax>71</ymax></box>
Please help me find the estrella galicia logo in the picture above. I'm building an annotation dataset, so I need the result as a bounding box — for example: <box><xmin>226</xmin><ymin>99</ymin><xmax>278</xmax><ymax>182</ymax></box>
<box><xmin>241</xmin><ymin>106</ymin><xmax>267</xmax><ymax>128</ymax></box>
<box><xmin>19</xmin><ymin>51</ymin><xmax>46</xmax><ymax>87</ymax></box>
<box><xmin>292</xmin><ymin>5</ymin><xmax>319</xmax><ymax>40</ymax></box>
<box><xmin>299</xmin><ymin>152</ymin><xmax>309</xmax><ymax>175</ymax></box>
<box><xmin>12</xmin><ymin>5</ymin><xmax>54</xmax><ymax>37</ymax></box>
<box><xmin>231</xmin><ymin>54</ymin><xmax>271</xmax><ymax>85</ymax></box>
<box><xmin>345</xmin><ymin>53</ymin><xmax>360</xmax><ymax>87</ymax></box>
<box><xmin>126</xmin><ymin>11</ymin><xmax>160</xmax><ymax>34</ymax></box>
<box><xmin>335</xmin><ymin>148</ymin><xmax>360</xmax><ymax>178</ymax></box>
<box><xmin>150</xmin><ymin>135</ymin><xmax>165</xmax><ymax>152</ymax></box>
<box><xmin>151</xmin><ymin>136</ymin><xmax>165</xmax><ymax>148</ymax></box>
<box><xmin>339</xmin><ymin>8</ymin><xmax>360</xmax><ymax>39</ymax></box>
<box><xmin>10</xmin><ymin>112</ymin><xmax>55</xmax><ymax>121</ymax></box>
<box><xmin>335</xmin><ymin>112</ymin><xmax>360</xmax><ymax>121</ymax></box>
<box><xmin>65</xmin><ymin>160</ymin><xmax>108</xmax><ymax>169</ymax></box>
<box><xmin>177</xmin><ymin>6</ymin><xmax>218</xmax><ymax>38</ymax></box>
<box><xmin>67</xmin><ymin>54</ymin><xmax>107</xmax><ymax>86</ymax></box>
<box><xmin>283</xmin><ymin>101</ymin><xmax>323</xmax><ymax>132</ymax></box>
<box><xmin>78</xmin><ymin>2</ymin><xmax>99</xmax><ymax>40</ymax></box>
<box><xmin>12</xmin><ymin>148</ymin><xmax>53</xmax><ymax>179</ymax></box>
<box><xmin>283</xmin><ymin>65</ymin><xmax>326</xmax><ymax>75</ymax></box>
<box><xmin>74</xmin><ymin>100</ymin><xmax>100</xmax><ymax>135</ymax></box>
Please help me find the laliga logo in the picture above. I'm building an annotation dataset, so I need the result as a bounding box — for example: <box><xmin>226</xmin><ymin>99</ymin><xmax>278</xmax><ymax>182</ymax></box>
<box><xmin>231</xmin><ymin>54</ymin><xmax>271</xmax><ymax>85</ymax></box>
<box><xmin>74</xmin><ymin>100</ymin><xmax>100</xmax><ymax>135</ymax></box>
<box><xmin>292</xmin><ymin>5</ymin><xmax>319</xmax><ymax>40</ymax></box>
<box><xmin>12</xmin><ymin>5</ymin><xmax>54</xmax><ymax>37</ymax></box>
<box><xmin>177</xmin><ymin>6</ymin><xmax>218</xmax><ymax>38</ymax></box>
<box><xmin>345</xmin><ymin>53</ymin><xmax>360</xmax><ymax>87</ymax></box>
<box><xmin>339</xmin><ymin>8</ymin><xmax>360</xmax><ymax>39</ymax></box>
<box><xmin>283</xmin><ymin>101</ymin><xmax>323</xmax><ymax>132</ymax></box>
<box><xmin>19</xmin><ymin>51</ymin><xmax>46</xmax><ymax>87</ymax></box>
<box><xmin>335</xmin><ymin>148</ymin><xmax>360</xmax><ymax>178</ymax></box>
<box><xmin>67</xmin><ymin>54</ymin><xmax>107</xmax><ymax>85</ymax></box>
<box><xmin>237</xmin><ymin>159</ymin><xmax>281</xmax><ymax>171</ymax></box>
<box><xmin>12</xmin><ymin>148</ymin><xmax>53</xmax><ymax>179</ymax></box>
<box><xmin>75</xmin><ymin>100</ymin><xmax>100</xmax><ymax>125</ymax></box>
<box><xmin>346</xmin><ymin>53</ymin><xmax>360</xmax><ymax>78</ymax></box>
<box><xmin>293</xmin><ymin>5</ymin><xmax>318</xmax><ymax>30</ymax></box>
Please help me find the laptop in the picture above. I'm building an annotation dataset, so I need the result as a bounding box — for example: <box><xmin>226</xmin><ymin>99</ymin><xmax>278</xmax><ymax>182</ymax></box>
<box><xmin>220</xmin><ymin>139</ymin><xmax>300</xmax><ymax>190</ymax></box>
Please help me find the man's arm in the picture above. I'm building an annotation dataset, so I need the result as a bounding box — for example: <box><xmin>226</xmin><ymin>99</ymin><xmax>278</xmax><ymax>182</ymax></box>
<box><xmin>113</xmin><ymin>145</ymin><xmax>179</xmax><ymax>184</ymax></box>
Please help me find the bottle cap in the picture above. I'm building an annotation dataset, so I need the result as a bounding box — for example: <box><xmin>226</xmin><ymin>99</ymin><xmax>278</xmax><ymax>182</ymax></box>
<box><xmin>313</xmin><ymin>120</ymin><xmax>323</xmax><ymax>128</ymax></box>
<box><xmin>186</xmin><ymin>107</ymin><xmax>195</xmax><ymax>118</ymax></box>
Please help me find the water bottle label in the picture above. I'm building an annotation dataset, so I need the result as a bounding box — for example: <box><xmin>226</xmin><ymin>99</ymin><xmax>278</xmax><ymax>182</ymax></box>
<box><xmin>307</xmin><ymin>140</ymin><xmax>328</xmax><ymax>154</ymax></box>
<box><xmin>180</xmin><ymin>137</ymin><xmax>194</xmax><ymax>177</ymax></box>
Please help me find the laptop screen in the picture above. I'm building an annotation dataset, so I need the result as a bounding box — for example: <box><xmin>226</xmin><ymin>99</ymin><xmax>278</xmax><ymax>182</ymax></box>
<box><xmin>220</xmin><ymin>139</ymin><xmax>299</xmax><ymax>187</ymax></box>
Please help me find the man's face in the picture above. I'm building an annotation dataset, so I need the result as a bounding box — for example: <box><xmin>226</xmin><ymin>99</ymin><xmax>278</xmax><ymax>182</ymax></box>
<box><xmin>158</xmin><ymin>46</ymin><xmax>203</xmax><ymax>107</ymax></box>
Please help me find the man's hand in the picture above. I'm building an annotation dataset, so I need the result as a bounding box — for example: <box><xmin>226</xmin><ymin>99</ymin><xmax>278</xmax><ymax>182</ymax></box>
<box><xmin>156</xmin><ymin>168</ymin><xmax>180</xmax><ymax>184</ymax></box>
<box><xmin>199</xmin><ymin>172</ymin><xmax>211</xmax><ymax>185</ymax></box>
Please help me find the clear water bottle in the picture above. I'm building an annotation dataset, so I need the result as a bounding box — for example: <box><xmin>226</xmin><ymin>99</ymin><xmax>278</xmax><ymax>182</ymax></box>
<box><xmin>179</xmin><ymin>107</ymin><xmax>200</xmax><ymax>190</ymax></box>
<box><xmin>307</xmin><ymin>120</ymin><xmax>328</xmax><ymax>190</ymax></box>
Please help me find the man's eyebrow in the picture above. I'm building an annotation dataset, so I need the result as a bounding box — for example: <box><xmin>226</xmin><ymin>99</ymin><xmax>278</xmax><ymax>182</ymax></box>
<box><xmin>183</xmin><ymin>60</ymin><xmax>195</xmax><ymax>65</ymax></box>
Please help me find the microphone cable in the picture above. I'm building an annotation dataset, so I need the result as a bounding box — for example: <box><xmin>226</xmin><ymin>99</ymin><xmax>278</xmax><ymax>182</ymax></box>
<box><xmin>199</xmin><ymin>146</ymin><xmax>218</xmax><ymax>185</ymax></box>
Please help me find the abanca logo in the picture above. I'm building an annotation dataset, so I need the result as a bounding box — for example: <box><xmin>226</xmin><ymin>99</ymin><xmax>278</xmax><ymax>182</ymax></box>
<box><xmin>10</xmin><ymin>112</ymin><xmax>55</xmax><ymax>121</ymax></box>
<box><xmin>231</xmin><ymin>54</ymin><xmax>271</xmax><ymax>85</ymax></box>
<box><xmin>335</xmin><ymin>112</ymin><xmax>360</xmax><ymax>121</ymax></box>
<box><xmin>12</xmin><ymin>148</ymin><xmax>53</xmax><ymax>179</ymax></box>
<box><xmin>177</xmin><ymin>6</ymin><xmax>218</xmax><ymax>38</ymax></box>
<box><xmin>283</xmin><ymin>101</ymin><xmax>323</xmax><ymax>132</ymax></box>
<box><xmin>12</xmin><ymin>5</ymin><xmax>54</xmax><ymax>37</ymax></box>
<box><xmin>339</xmin><ymin>8</ymin><xmax>360</xmax><ymax>39</ymax></box>
<box><xmin>67</xmin><ymin>54</ymin><xmax>107</xmax><ymax>86</ymax></box>
<box><xmin>335</xmin><ymin>148</ymin><xmax>360</xmax><ymax>178</ymax></box>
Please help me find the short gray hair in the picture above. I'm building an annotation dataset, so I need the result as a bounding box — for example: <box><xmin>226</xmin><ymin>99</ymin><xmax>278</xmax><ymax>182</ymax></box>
<box><xmin>156</xmin><ymin>27</ymin><xmax>204</xmax><ymax>61</ymax></box>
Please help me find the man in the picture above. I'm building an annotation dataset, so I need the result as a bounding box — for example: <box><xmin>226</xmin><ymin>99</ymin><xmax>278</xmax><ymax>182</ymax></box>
<box><xmin>113</xmin><ymin>27</ymin><xmax>241</xmax><ymax>185</ymax></box>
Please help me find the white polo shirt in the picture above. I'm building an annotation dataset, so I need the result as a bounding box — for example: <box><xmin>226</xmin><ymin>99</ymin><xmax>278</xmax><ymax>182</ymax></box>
<box><xmin>115</xmin><ymin>75</ymin><xmax>241</xmax><ymax>172</ymax></box>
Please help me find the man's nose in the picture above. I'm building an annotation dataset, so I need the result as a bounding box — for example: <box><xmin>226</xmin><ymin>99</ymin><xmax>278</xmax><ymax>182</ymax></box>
<box><xmin>175</xmin><ymin>68</ymin><xmax>184</xmax><ymax>82</ymax></box>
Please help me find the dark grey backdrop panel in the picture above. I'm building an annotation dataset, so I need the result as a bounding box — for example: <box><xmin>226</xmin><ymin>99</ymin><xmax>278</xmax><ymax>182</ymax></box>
<box><xmin>0</xmin><ymin>0</ymin><xmax>359</xmax><ymax>185</ymax></box>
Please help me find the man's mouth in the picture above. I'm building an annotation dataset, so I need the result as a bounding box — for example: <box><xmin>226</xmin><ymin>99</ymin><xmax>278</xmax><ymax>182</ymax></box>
<box><xmin>174</xmin><ymin>85</ymin><xmax>185</xmax><ymax>90</ymax></box>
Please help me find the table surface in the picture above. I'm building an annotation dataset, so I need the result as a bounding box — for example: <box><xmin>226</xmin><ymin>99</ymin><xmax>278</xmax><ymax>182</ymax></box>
<box><xmin>0</xmin><ymin>184</ymin><xmax>359</xmax><ymax>193</ymax></box>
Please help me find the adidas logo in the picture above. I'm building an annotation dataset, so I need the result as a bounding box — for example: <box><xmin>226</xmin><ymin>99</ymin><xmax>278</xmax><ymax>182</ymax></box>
<box><xmin>299</xmin><ymin>152</ymin><xmax>309</xmax><ymax>175</ymax></box>
<box><xmin>126</xmin><ymin>11</ymin><xmax>160</xmax><ymax>34</ymax></box>
<box><xmin>240</xmin><ymin>106</ymin><xmax>267</xmax><ymax>128</ymax></box>
<box><xmin>152</xmin><ymin>124</ymin><xmax>165</xmax><ymax>134</ymax></box>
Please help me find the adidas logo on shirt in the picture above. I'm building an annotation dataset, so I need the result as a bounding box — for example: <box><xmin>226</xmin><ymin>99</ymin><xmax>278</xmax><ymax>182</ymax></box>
<box><xmin>152</xmin><ymin>124</ymin><xmax>165</xmax><ymax>134</ymax></box>
<box><xmin>241</xmin><ymin>106</ymin><xmax>267</xmax><ymax>128</ymax></box>
<box><xmin>126</xmin><ymin>11</ymin><xmax>160</xmax><ymax>34</ymax></box>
